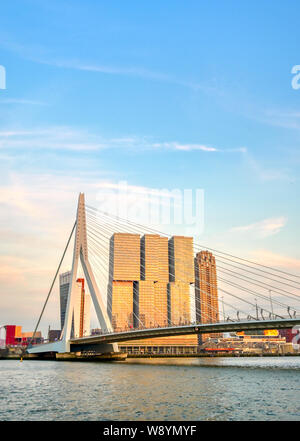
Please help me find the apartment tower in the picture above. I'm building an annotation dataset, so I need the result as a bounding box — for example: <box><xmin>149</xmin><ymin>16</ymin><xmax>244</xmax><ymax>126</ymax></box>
<box><xmin>195</xmin><ymin>250</ymin><xmax>219</xmax><ymax>342</ymax></box>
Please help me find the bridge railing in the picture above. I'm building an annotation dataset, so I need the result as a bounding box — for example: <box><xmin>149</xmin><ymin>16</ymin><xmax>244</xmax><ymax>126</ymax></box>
<box><xmin>81</xmin><ymin>315</ymin><xmax>299</xmax><ymax>339</ymax></box>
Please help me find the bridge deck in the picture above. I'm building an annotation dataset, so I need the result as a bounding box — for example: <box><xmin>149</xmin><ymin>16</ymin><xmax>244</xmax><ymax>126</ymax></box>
<box><xmin>70</xmin><ymin>318</ymin><xmax>300</xmax><ymax>345</ymax></box>
<box><xmin>27</xmin><ymin>318</ymin><xmax>300</xmax><ymax>354</ymax></box>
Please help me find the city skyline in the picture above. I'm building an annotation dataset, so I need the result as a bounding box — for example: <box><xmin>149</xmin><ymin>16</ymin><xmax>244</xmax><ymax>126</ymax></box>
<box><xmin>109</xmin><ymin>232</ymin><xmax>200</xmax><ymax>350</ymax></box>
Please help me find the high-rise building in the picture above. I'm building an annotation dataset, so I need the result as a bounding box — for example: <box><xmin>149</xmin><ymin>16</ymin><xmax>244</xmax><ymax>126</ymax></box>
<box><xmin>141</xmin><ymin>234</ymin><xmax>169</xmax><ymax>282</ymax></box>
<box><xmin>169</xmin><ymin>236</ymin><xmax>194</xmax><ymax>283</ymax></box>
<box><xmin>168</xmin><ymin>281</ymin><xmax>191</xmax><ymax>326</ymax></box>
<box><xmin>111</xmin><ymin>281</ymin><xmax>134</xmax><ymax>331</ymax></box>
<box><xmin>134</xmin><ymin>281</ymin><xmax>156</xmax><ymax>328</ymax></box>
<box><xmin>59</xmin><ymin>271</ymin><xmax>71</xmax><ymax>331</ymax></box>
<box><xmin>153</xmin><ymin>282</ymin><xmax>168</xmax><ymax>328</ymax></box>
<box><xmin>110</xmin><ymin>233</ymin><xmax>140</xmax><ymax>281</ymax></box>
<box><xmin>195</xmin><ymin>250</ymin><xmax>219</xmax><ymax>342</ymax></box>
<box><xmin>109</xmin><ymin>233</ymin><xmax>198</xmax><ymax>352</ymax></box>
<box><xmin>109</xmin><ymin>233</ymin><xmax>140</xmax><ymax>332</ymax></box>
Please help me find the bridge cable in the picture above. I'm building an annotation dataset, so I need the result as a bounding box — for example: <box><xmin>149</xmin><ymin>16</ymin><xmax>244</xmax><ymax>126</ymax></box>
<box><xmin>27</xmin><ymin>221</ymin><xmax>76</xmax><ymax>350</ymax></box>
<box><xmin>86</xmin><ymin>205</ymin><xmax>300</xmax><ymax>286</ymax></box>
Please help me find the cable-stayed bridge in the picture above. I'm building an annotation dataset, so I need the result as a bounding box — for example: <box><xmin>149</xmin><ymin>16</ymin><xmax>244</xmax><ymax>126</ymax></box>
<box><xmin>27</xmin><ymin>193</ymin><xmax>300</xmax><ymax>355</ymax></box>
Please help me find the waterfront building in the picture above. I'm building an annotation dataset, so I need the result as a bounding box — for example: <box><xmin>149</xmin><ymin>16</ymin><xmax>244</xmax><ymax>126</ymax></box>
<box><xmin>195</xmin><ymin>251</ymin><xmax>220</xmax><ymax>342</ymax></box>
<box><xmin>48</xmin><ymin>329</ymin><xmax>61</xmax><ymax>342</ymax></box>
<box><xmin>169</xmin><ymin>236</ymin><xmax>195</xmax><ymax>283</ymax></box>
<box><xmin>141</xmin><ymin>234</ymin><xmax>169</xmax><ymax>282</ymax></box>
<box><xmin>168</xmin><ymin>281</ymin><xmax>191</xmax><ymax>325</ymax></box>
<box><xmin>110</xmin><ymin>233</ymin><xmax>198</xmax><ymax>352</ymax></box>
<box><xmin>59</xmin><ymin>271</ymin><xmax>71</xmax><ymax>331</ymax></box>
<box><xmin>134</xmin><ymin>280</ymin><xmax>155</xmax><ymax>328</ymax></box>
<box><xmin>153</xmin><ymin>282</ymin><xmax>168</xmax><ymax>327</ymax></box>
<box><xmin>0</xmin><ymin>326</ymin><xmax>43</xmax><ymax>346</ymax></box>
<box><xmin>110</xmin><ymin>233</ymin><xmax>140</xmax><ymax>281</ymax></box>
<box><xmin>111</xmin><ymin>281</ymin><xmax>134</xmax><ymax>331</ymax></box>
<box><xmin>108</xmin><ymin>233</ymin><xmax>140</xmax><ymax>332</ymax></box>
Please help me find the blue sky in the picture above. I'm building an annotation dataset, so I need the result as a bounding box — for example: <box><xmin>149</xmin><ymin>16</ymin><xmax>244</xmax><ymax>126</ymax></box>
<box><xmin>0</xmin><ymin>0</ymin><xmax>300</xmax><ymax>328</ymax></box>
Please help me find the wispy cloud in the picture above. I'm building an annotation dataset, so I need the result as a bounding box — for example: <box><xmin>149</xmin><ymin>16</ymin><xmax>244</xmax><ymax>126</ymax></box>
<box><xmin>0</xmin><ymin>38</ymin><xmax>214</xmax><ymax>92</ymax></box>
<box><xmin>152</xmin><ymin>142</ymin><xmax>246</xmax><ymax>153</ymax></box>
<box><xmin>0</xmin><ymin>125</ymin><xmax>246</xmax><ymax>154</ymax></box>
<box><xmin>0</xmin><ymin>127</ymin><xmax>107</xmax><ymax>152</ymax></box>
<box><xmin>231</xmin><ymin>216</ymin><xmax>287</xmax><ymax>238</ymax></box>
<box><xmin>152</xmin><ymin>142</ymin><xmax>218</xmax><ymax>152</ymax></box>
<box><xmin>241</xmin><ymin>150</ymin><xmax>293</xmax><ymax>182</ymax></box>
<box><xmin>262</xmin><ymin>109</ymin><xmax>300</xmax><ymax>130</ymax></box>
<box><xmin>249</xmin><ymin>249</ymin><xmax>300</xmax><ymax>271</ymax></box>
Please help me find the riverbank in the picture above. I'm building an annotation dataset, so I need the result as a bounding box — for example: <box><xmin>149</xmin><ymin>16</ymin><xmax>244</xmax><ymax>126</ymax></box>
<box><xmin>1</xmin><ymin>351</ymin><xmax>299</xmax><ymax>360</ymax></box>
<box><xmin>126</xmin><ymin>352</ymin><xmax>300</xmax><ymax>358</ymax></box>
<box><xmin>0</xmin><ymin>348</ymin><xmax>127</xmax><ymax>361</ymax></box>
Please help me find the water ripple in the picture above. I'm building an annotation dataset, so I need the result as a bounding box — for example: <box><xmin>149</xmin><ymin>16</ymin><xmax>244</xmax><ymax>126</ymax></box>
<box><xmin>0</xmin><ymin>357</ymin><xmax>299</xmax><ymax>421</ymax></box>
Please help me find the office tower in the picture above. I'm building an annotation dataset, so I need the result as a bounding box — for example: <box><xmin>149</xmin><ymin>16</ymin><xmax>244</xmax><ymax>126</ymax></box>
<box><xmin>141</xmin><ymin>234</ymin><xmax>169</xmax><ymax>282</ymax></box>
<box><xmin>168</xmin><ymin>281</ymin><xmax>191</xmax><ymax>325</ymax></box>
<box><xmin>154</xmin><ymin>282</ymin><xmax>168</xmax><ymax>327</ymax></box>
<box><xmin>169</xmin><ymin>236</ymin><xmax>194</xmax><ymax>283</ymax></box>
<box><xmin>59</xmin><ymin>271</ymin><xmax>71</xmax><ymax>330</ymax></box>
<box><xmin>167</xmin><ymin>236</ymin><xmax>198</xmax><ymax>346</ymax></box>
<box><xmin>195</xmin><ymin>250</ymin><xmax>220</xmax><ymax>342</ymax></box>
<box><xmin>134</xmin><ymin>280</ymin><xmax>159</xmax><ymax>328</ymax></box>
<box><xmin>111</xmin><ymin>233</ymin><xmax>140</xmax><ymax>281</ymax></box>
<box><xmin>109</xmin><ymin>233</ymin><xmax>140</xmax><ymax>332</ymax></box>
<box><xmin>109</xmin><ymin>232</ymin><xmax>198</xmax><ymax>353</ymax></box>
<box><xmin>111</xmin><ymin>281</ymin><xmax>134</xmax><ymax>331</ymax></box>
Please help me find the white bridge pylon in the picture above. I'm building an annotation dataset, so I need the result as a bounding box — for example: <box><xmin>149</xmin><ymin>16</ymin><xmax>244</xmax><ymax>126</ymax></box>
<box><xmin>28</xmin><ymin>193</ymin><xmax>118</xmax><ymax>354</ymax></box>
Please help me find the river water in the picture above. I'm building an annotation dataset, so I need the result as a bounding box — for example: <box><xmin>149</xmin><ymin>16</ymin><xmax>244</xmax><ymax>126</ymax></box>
<box><xmin>0</xmin><ymin>357</ymin><xmax>299</xmax><ymax>421</ymax></box>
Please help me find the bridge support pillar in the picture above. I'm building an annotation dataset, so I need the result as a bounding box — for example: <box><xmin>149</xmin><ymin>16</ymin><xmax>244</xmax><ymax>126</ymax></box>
<box><xmin>60</xmin><ymin>193</ymin><xmax>119</xmax><ymax>354</ymax></box>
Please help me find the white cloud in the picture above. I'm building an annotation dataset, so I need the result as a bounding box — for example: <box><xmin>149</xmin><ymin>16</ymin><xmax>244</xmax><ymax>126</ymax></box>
<box><xmin>262</xmin><ymin>109</ymin><xmax>300</xmax><ymax>130</ymax></box>
<box><xmin>152</xmin><ymin>142</ymin><xmax>218</xmax><ymax>152</ymax></box>
<box><xmin>249</xmin><ymin>249</ymin><xmax>300</xmax><ymax>271</ymax></box>
<box><xmin>241</xmin><ymin>150</ymin><xmax>293</xmax><ymax>182</ymax></box>
<box><xmin>0</xmin><ymin>125</ymin><xmax>246</xmax><ymax>154</ymax></box>
<box><xmin>231</xmin><ymin>216</ymin><xmax>287</xmax><ymax>238</ymax></box>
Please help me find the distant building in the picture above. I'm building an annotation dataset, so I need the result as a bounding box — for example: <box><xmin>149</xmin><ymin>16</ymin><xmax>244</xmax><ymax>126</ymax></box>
<box><xmin>59</xmin><ymin>271</ymin><xmax>71</xmax><ymax>331</ymax></box>
<box><xmin>279</xmin><ymin>328</ymin><xmax>300</xmax><ymax>343</ymax></box>
<box><xmin>199</xmin><ymin>333</ymin><xmax>298</xmax><ymax>356</ymax></box>
<box><xmin>195</xmin><ymin>251</ymin><xmax>220</xmax><ymax>342</ymax></box>
<box><xmin>48</xmin><ymin>329</ymin><xmax>61</xmax><ymax>342</ymax></box>
<box><xmin>0</xmin><ymin>326</ymin><xmax>43</xmax><ymax>347</ymax></box>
